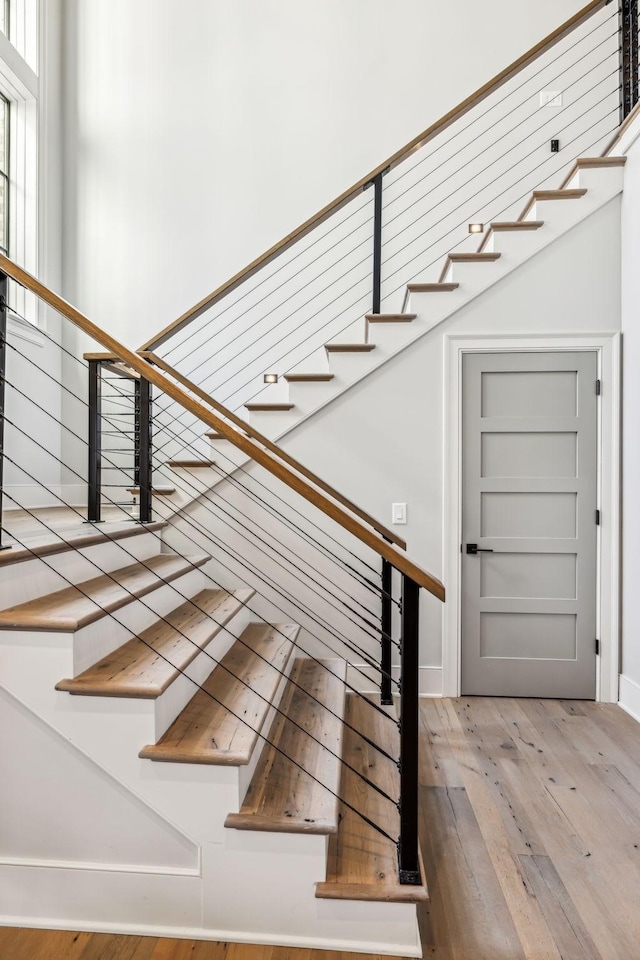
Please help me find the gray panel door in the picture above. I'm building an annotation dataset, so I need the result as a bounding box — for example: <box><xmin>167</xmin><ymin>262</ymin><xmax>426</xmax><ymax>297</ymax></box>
<box><xmin>461</xmin><ymin>351</ymin><xmax>597</xmax><ymax>699</ymax></box>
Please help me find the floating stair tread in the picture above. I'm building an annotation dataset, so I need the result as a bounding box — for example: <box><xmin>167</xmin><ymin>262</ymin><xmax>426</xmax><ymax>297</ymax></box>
<box><xmin>205</xmin><ymin>430</ymin><xmax>238</xmax><ymax>440</ymax></box>
<box><xmin>325</xmin><ymin>344</ymin><xmax>376</xmax><ymax>353</ymax></box>
<box><xmin>365</xmin><ymin>314</ymin><xmax>416</xmax><ymax>323</ymax></box>
<box><xmin>245</xmin><ymin>403</ymin><xmax>295</xmax><ymax>412</ymax></box>
<box><xmin>225</xmin><ymin>657</ymin><xmax>347</xmax><ymax>832</ymax></box>
<box><xmin>166</xmin><ymin>460</ymin><xmax>216</xmax><ymax>468</ymax></box>
<box><xmin>0</xmin><ymin>553</ymin><xmax>209</xmax><ymax>632</ymax></box>
<box><xmin>316</xmin><ymin>693</ymin><xmax>428</xmax><ymax>904</ymax></box>
<box><xmin>283</xmin><ymin>373</ymin><xmax>335</xmax><ymax>383</ymax></box>
<box><xmin>560</xmin><ymin>155</ymin><xmax>626</xmax><ymax>188</ymax></box>
<box><xmin>140</xmin><ymin>622</ymin><xmax>300</xmax><ymax>764</ymax></box>
<box><xmin>0</xmin><ymin>520</ymin><xmax>167</xmax><ymax>568</ymax></box>
<box><xmin>127</xmin><ymin>486</ymin><xmax>176</xmax><ymax>495</ymax></box>
<box><xmin>406</xmin><ymin>282</ymin><xmax>459</xmax><ymax>293</ymax></box>
<box><xmin>55</xmin><ymin>588</ymin><xmax>254</xmax><ymax>698</ymax></box>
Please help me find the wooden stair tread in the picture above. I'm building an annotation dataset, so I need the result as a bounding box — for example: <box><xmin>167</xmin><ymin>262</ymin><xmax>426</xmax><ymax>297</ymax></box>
<box><xmin>127</xmin><ymin>486</ymin><xmax>176</xmax><ymax>495</ymax></box>
<box><xmin>55</xmin><ymin>588</ymin><xmax>254</xmax><ymax>698</ymax></box>
<box><xmin>166</xmin><ymin>460</ymin><xmax>216</xmax><ymax>468</ymax></box>
<box><xmin>519</xmin><ymin>187</ymin><xmax>587</xmax><ymax>220</ymax></box>
<box><xmin>439</xmin><ymin>252</ymin><xmax>501</xmax><ymax>283</ymax></box>
<box><xmin>316</xmin><ymin>693</ymin><xmax>428</xmax><ymax>904</ymax></box>
<box><xmin>225</xmin><ymin>657</ymin><xmax>347</xmax><ymax>832</ymax></box>
<box><xmin>283</xmin><ymin>373</ymin><xmax>334</xmax><ymax>382</ymax></box>
<box><xmin>0</xmin><ymin>520</ymin><xmax>167</xmax><ymax>568</ymax></box>
<box><xmin>365</xmin><ymin>313</ymin><xmax>416</xmax><ymax>323</ymax></box>
<box><xmin>245</xmin><ymin>403</ymin><xmax>295</xmax><ymax>412</ymax></box>
<box><xmin>325</xmin><ymin>344</ymin><xmax>376</xmax><ymax>353</ymax></box>
<box><xmin>406</xmin><ymin>282</ymin><xmax>459</xmax><ymax>292</ymax></box>
<box><xmin>0</xmin><ymin>553</ymin><xmax>209</xmax><ymax>632</ymax></box>
<box><xmin>478</xmin><ymin>220</ymin><xmax>544</xmax><ymax>252</ymax></box>
<box><xmin>559</xmin><ymin>155</ymin><xmax>626</xmax><ymax>188</ymax></box>
<box><xmin>140</xmin><ymin>622</ymin><xmax>300</xmax><ymax>764</ymax></box>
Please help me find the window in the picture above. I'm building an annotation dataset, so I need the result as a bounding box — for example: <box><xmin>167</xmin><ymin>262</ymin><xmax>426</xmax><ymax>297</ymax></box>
<box><xmin>0</xmin><ymin>93</ymin><xmax>8</xmax><ymax>255</ymax></box>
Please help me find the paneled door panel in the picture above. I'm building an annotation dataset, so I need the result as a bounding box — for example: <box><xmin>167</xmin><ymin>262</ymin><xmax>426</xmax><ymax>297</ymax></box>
<box><xmin>461</xmin><ymin>352</ymin><xmax>597</xmax><ymax>698</ymax></box>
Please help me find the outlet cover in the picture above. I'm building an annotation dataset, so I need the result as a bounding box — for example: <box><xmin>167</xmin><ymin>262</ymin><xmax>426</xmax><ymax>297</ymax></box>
<box><xmin>540</xmin><ymin>90</ymin><xmax>563</xmax><ymax>108</ymax></box>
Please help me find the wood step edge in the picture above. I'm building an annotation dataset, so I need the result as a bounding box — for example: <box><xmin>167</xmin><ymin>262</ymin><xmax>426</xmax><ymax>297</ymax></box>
<box><xmin>439</xmin><ymin>252</ymin><xmax>501</xmax><ymax>283</ymax></box>
<box><xmin>0</xmin><ymin>520</ymin><xmax>167</xmax><ymax>568</ymax></box>
<box><xmin>518</xmin><ymin>188</ymin><xmax>587</xmax><ymax>221</ymax></box>
<box><xmin>165</xmin><ymin>460</ymin><xmax>216</xmax><ymax>468</ymax></box>
<box><xmin>139</xmin><ymin>622</ymin><xmax>301</xmax><ymax>764</ymax></box>
<box><xmin>127</xmin><ymin>486</ymin><xmax>176</xmax><ymax>495</ymax></box>
<box><xmin>0</xmin><ymin>553</ymin><xmax>210</xmax><ymax>633</ymax></box>
<box><xmin>283</xmin><ymin>374</ymin><xmax>335</xmax><ymax>382</ymax></box>
<box><xmin>325</xmin><ymin>343</ymin><xmax>376</xmax><ymax>353</ymax></box>
<box><xmin>477</xmin><ymin>220</ymin><xmax>544</xmax><ymax>252</ymax></box>
<box><xmin>244</xmin><ymin>403</ymin><xmax>295</xmax><ymax>412</ymax></box>
<box><xmin>406</xmin><ymin>282</ymin><xmax>459</xmax><ymax>293</ymax></box>
<box><xmin>315</xmin><ymin>847</ymin><xmax>429</xmax><ymax>904</ymax></box>
<box><xmin>559</xmin><ymin>155</ymin><xmax>626</xmax><ymax>189</ymax></box>
<box><xmin>225</xmin><ymin>657</ymin><xmax>348</xmax><ymax>832</ymax></box>
<box><xmin>55</xmin><ymin>587</ymin><xmax>255</xmax><ymax>699</ymax></box>
<box><xmin>365</xmin><ymin>313</ymin><xmax>417</xmax><ymax>323</ymax></box>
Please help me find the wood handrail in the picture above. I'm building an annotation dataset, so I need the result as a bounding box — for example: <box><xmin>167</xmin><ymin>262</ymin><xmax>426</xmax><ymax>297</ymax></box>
<box><xmin>139</xmin><ymin>0</ymin><xmax>609</xmax><ymax>353</ymax></box>
<box><xmin>140</xmin><ymin>350</ymin><xmax>406</xmax><ymax>550</ymax></box>
<box><xmin>0</xmin><ymin>253</ymin><xmax>444</xmax><ymax>600</ymax></box>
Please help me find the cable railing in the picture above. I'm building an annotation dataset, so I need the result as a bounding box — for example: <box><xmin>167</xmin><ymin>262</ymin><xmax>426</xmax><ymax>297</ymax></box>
<box><xmin>140</xmin><ymin>0</ymin><xmax>623</xmax><ymax>440</ymax></box>
<box><xmin>0</xmin><ymin>251</ymin><xmax>444</xmax><ymax>885</ymax></box>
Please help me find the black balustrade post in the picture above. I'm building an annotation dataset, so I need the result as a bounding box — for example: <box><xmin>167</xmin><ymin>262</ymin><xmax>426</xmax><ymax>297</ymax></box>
<box><xmin>372</xmin><ymin>171</ymin><xmax>383</xmax><ymax>316</ymax></box>
<box><xmin>87</xmin><ymin>359</ymin><xmax>102</xmax><ymax>523</ymax></box>
<box><xmin>0</xmin><ymin>270</ymin><xmax>9</xmax><ymax>550</ymax></box>
<box><xmin>381</xmin><ymin>557</ymin><xmax>393</xmax><ymax>705</ymax></box>
<box><xmin>133</xmin><ymin>378</ymin><xmax>141</xmax><ymax>487</ymax></box>
<box><xmin>620</xmin><ymin>0</ymin><xmax>639</xmax><ymax>120</ymax></box>
<box><xmin>397</xmin><ymin>573</ymin><xmax>421</xmax><ymax>885</ymax></box>
<box><xmin>138</xmin><ymin>375</ymin><xmax>153</xmax><ymax>523</ymax></box>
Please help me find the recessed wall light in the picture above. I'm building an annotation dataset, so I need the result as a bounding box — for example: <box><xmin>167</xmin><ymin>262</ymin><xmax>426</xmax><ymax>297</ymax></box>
<box><xmin>263</xmin><ymin>373</ymin><xmax>278</xmax><ymax>384</ymax></box>
<box><xmin>468</xmin><ymin>223</ymin><xmax>484</xmax><ymax>235</ymax></box>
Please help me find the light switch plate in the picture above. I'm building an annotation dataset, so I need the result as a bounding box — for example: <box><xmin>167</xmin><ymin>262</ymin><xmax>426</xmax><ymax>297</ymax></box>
<box><xmin>392</xmin><ymin>503</ymin><xmax>407</xmax><ymax>525</ymax></box>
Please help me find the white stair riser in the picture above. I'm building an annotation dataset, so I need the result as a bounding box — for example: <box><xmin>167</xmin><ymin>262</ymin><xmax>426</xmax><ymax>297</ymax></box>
<box><xmin>246</xmin><ymin>409</ymin><xmax>298</xmax><ymax>439</ymax></box>
<box><xmin>0</xmin><ymin>532</ymin><xmax>164</xmax><ymax>610</ymax></box>
<box><xmin>323</xmin><ymin>350</ymin><xmax>379</xmax><ymax>383</ymax></box>
<box><xmin>284</xmin><ymin>380</ymin><xmax>339</xmax><ymax>417</ymax></box>
<box><xmin>564</xmin><ymin>165</ymin><xmax>626</xmax><ymax>194</ymax></box>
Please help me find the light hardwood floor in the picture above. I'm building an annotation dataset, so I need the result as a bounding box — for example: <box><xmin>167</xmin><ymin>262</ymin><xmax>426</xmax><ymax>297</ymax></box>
<box><xmin>2</xmin><ymin>697</ymin><xmax>639</xmax><ymax>959</ymax></box>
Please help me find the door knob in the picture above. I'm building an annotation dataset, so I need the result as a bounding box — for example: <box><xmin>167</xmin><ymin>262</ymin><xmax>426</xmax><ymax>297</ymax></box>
<box><xmin>466</xmin><ymin>543</ymin><xmax>494</xmax><ymax>555</ymax></box>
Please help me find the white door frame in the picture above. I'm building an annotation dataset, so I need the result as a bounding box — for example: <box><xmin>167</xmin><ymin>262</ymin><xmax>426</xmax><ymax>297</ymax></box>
<box><xmin>443</xmin><ymin>332</ymin><xmax>621</xmax><ymax>703</ymax></box>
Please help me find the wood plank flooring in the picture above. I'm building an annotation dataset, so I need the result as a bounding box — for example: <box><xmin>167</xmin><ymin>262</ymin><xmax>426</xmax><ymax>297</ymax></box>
<box><xmin>3</xmin><ymin>697</ymin><xmax>640</xmax><ymax>959</ymax></box>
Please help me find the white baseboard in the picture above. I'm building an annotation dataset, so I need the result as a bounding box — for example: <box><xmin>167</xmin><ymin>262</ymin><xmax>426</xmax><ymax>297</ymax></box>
<box><xmin>618</xmin><ymin>673</ymin><xmax>640</xmax><ymax>724</ymax></box>
<box><xmin>0</xmin><ymin>916</ymin><xmax>421</xmax><ymax>958</ymax></box>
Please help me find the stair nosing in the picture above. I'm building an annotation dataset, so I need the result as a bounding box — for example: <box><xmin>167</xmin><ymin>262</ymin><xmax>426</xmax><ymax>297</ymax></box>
<box><xmin>244</xmin><ymin>403</ymin><xmax>295</xmax><ymax>412</ymax></box>
<box><xmin>325</xmin><ymin>344</ymin><xmax>376</xmax><ymax>353</ymax></box>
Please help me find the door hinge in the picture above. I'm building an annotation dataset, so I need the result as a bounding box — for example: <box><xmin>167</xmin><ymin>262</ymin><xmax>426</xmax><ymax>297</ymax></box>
<box><xmin>596</xmin><ymin>509</ymin><xmax>601</xmax><ymax>525</ymax></box>
<box><xmin>596</xmin><ymin>379</ymin><xmax>601</xmax><ymax>396</ymax></box>
<box><xmin>595</xmin><ymin>638</ymin><xmax>600</xmax><ymax>656</ymax></box>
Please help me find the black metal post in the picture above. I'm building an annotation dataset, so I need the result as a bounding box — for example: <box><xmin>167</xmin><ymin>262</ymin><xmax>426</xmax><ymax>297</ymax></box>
<box><xmin>0</xmin><ymin>271</ymin><xmax>9</xmax><ymax>550</ymax></box>
<box><xmin>381</xmin><ymin>557</ymin><xmax>393</xmax><ymax>705</ymax></box>
<box><xmin>372</xmin><ymin>171</ymin><xmax>383</xmax><ymax>316</ymax></box>
<box><xmin>133</xmin><ymin>378</ymin><xmax>141</xmax><ymax>487</ymax></box>
<box><xmin>138</xmin><ymin>375</ymin><xmax>153</xmax><ymax>523</ymax></box>
<box><xmin>87</xmin><ymin>360</ymin><xmax>102</xmax><ymax>523</ymax></box>
<box><xmin>397</xmin><ymin>573</ymin><xmax>421</xmax><ymax>885</ymax></box>
<box><xmin>620</xmin><ymin>0</ymin><xmax>639</xmax><ymax>120</ymax></box>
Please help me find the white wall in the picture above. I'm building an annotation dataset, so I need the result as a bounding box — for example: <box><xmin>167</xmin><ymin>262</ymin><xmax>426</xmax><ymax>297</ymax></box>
<box><xmin>618</xmin><ymin>112</ymin><xmax>640</xmax><ymax>719</ymax></box>
<box><xmin>60</xmin><ymin>0</ymin><xmax>591</xmax><ymax>349</ymax></box>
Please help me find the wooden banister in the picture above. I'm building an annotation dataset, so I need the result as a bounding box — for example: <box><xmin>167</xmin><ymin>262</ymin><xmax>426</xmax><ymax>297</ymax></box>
<box><xmin>140</xmin><ymin>350</ymin><xmax>406</xmax><ymax>550</ymax></box>
<box><xmin>0</xmin><ymin>253</ymin><xmax>444</xmax><ymax>601</ymax></box>
<box><xmin>138</xmin><ymin>0</ymin><xmax>609</xmax><ymax>353</ymax></box>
